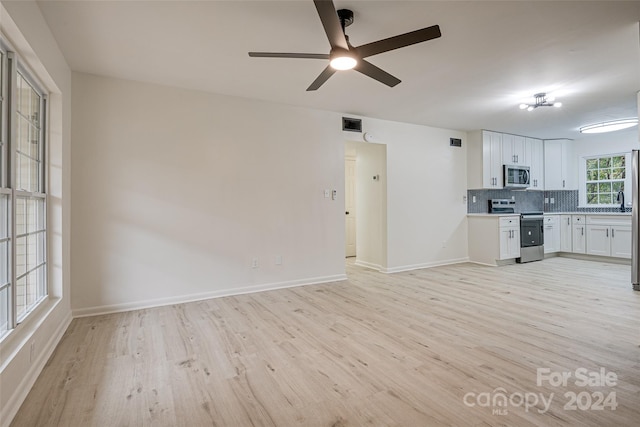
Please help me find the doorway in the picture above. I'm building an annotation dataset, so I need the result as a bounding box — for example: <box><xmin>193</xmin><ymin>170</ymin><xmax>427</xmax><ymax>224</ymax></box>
<box><xmin>344</xmin><ymin>140</ymin><xmax>387</xmax><ymax>271</ymax></box>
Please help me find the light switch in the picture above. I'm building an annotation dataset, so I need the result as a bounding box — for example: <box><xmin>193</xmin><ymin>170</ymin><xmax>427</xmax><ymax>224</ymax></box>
<box><xmin>332</xmin><ymin>190</ymin><xmax>337</xmax><ymax>200</ymax></box>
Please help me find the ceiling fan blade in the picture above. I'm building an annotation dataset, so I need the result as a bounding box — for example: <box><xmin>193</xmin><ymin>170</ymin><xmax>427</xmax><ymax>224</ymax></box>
<box><xmin>356</xmin><ymin>25</ymin><xmax>441</xmax><ymax>58</ymax></box>
<box><xmin>249</xmin><ymin>52</ymin><xmax>330</xmax><ymax>60</ymax></box>
<box><xmin>354</xmin><ymin>59</ymin><xmax>401</xmax><ymax>88</ymax></box>
<box><xmin>313</xmin><ymin>0</ymin><xmax>349</xmax><ymax>50</ymax></box>
<box><xmin>306</xmin><ymin>65</ymin><xmax>337</xmax><ymax>91</ymax></box>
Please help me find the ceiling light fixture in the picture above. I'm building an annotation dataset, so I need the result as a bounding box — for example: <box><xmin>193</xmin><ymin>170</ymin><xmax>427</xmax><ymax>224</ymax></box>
<box><xmin>519</xmin><ymin>93</ymin><xmax>562</xmax><ymax>111</ymax></box>
<box><xmin>579</xmin><ymin>118</ymin><xmax>639</xmax><ymax>134</ymax></box>
<box><xmin>329</xmin><ymin>49</ymin><xmax>357</xmax><ymax>70</ymax></box>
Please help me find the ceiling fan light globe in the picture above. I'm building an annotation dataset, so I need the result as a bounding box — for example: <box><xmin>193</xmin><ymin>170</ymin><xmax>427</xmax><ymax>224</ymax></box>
<box><xmin>527</xmin><ymin>106</ymin><xmax>535</xmax><ymax>112</ymax></box>
<box><xmin>553</xmin><ymin>102</ymin><xmax>562</xmax><ymax>108</ymax></box>
<box><xmin>330</xmin><ymin>56</ymin><xmax>357</xmax><ymax>70</ymax></box>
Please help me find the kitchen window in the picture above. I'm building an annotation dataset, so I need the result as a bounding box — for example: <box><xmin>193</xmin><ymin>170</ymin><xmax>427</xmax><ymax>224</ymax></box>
<box><xmin>0</xmin><ymin>40</ymin><xmax>48</xmax><ymax>339</ymax></box>
<box><xmin>582</xmin><ymin>154</ymin><xmax>628</xmax><ymax>207</ymax></box>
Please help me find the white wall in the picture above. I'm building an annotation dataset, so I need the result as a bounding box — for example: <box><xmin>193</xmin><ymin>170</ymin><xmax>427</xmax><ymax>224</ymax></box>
<box><xmin>343</xmin><ymin>119</ymin><xmax>469</xmax><ymax>272</ymax></box>
<box><xmin>71</xmin><ymin>73</ymin><xmax>347</xmax><ymax>315</ymax></box>
<box><xmin>572</xmin><ymin>128</ymin><xmax>639</xmax><ymax>159</ymax></box>
<box><xmin>0</xmin><ymin>2</ymin><xmax>72</xmax><ymax>425</ymax></box>
<box><xmin>571</xmin><ymin>128</ymin><xmax>639</xmax><ymax>206</ymax></box>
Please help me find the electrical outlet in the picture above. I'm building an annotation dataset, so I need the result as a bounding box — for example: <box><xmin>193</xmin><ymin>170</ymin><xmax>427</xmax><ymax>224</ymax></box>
<box><xmin>472</xmin><ymin>196</ymin><xmax>476</xmax><ymax>203</ymax></box>
<box><xmin>324</xmin><ymin>190</ymin><xmax>330</xmax><ymax>198</ymax></box>
<box><xmin>550</xmin><ymin>198</ymin><xmax>555</xmax><ymax>204</ymax></box>
<box><xmin>275</xmin><ymin>255</ymin><xmax>282</xmax><ymax>265</ymax></box>
<box><xmin>251</xmin><ymin>258</ymin><xmax>259</xmax><ymax>268</ymax></box>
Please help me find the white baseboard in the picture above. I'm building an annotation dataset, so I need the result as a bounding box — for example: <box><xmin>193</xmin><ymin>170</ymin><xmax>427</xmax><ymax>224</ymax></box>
<box><xmin>2</xmin><ymin>310</ymin><xmax>72</xmax><ymax>427</ymax></box>
<box><xmin>72</xmin><ymin>274</ymin><xmax>348</xmax><ymax>318</ymax></box>
<box><xmin>353</xmin><ymin>259</ymin><xmax>384</xmax><ymax>271</ymax></box>
<box><xmin>382</xmin><ymin>257</ymin><xmax>469</xmax><ymax>274</ymax></box>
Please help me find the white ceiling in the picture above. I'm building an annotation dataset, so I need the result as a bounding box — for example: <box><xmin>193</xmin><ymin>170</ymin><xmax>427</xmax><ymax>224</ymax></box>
<box><xmin>36</xmin><ymin>0</ymin><xmax>640</xmax><ymax>140</ymax></box>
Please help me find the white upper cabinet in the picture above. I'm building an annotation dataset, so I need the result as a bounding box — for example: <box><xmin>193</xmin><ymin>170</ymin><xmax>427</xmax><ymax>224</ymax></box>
<box><xmin>525</xmin><ymin>137</ymin><xmax>544</xmax><ymax>190</ymax></box>
<box><xmin>467</xmin><ymin>130</ymin><xmax>503</xmax><ymax>189</ymax></box>
<box><xmin>502</xmin><ymin>134</ymin><xmax>526</xmax><ymax>165</ymax></box>
<box><xmin>544</xmin><ymin>139</ymin><xmax>575</xmax><ymax>190</ymax></box>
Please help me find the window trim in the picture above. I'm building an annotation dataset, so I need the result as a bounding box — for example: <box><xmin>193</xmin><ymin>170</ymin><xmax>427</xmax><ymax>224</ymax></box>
<box><xmin>579</xmin><ymin>151</ymin><xmax>630</xmax><ymax>208</ymax></box>
<box><xmin>0</xmin><ymin>38</ymin><xmax>48</xmax><ymax>340</ymax></box>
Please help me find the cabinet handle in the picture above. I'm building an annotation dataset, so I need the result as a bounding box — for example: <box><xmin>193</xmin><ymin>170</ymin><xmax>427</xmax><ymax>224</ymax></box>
<box><xmin>563</xmin><ymin>179</ymin><xmax>566</xmax><ymax>188</ymax></box>
<box><xmin>516</xmin><ymin>155</ymin><xmax>519</xmax><ymax>163</ymax></box>
<box><xmin>612</xmin><ymin>229</ymin><xmax>615</xmax><ymax>238</ymax></box>
<box><xmin>606</xmin><ymin>229</ymin><xmax>609</xmax><ymax>238</ymax></box>
<box><xmin>581</xmin><ymin>227</ymin><xmax>584</xmax><ymax>236</ymax></box>
<box><xmin>567</xmin><ymin>218</ymin><xmax>570</xmax><ymax>225</ymax></box>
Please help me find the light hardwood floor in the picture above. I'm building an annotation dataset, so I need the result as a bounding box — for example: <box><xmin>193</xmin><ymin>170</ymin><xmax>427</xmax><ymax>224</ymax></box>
<box><xmin>10</xmin><ymin>257</ymin><xmax>640</xmax><ymax>426</ymax></box>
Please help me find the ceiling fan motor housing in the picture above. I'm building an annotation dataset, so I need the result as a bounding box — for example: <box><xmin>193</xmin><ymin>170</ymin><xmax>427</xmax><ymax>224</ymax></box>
<box><xmin>337</xmin><ymin>9</ymin><xmax>354</xmax><ymax>28</ymax></box>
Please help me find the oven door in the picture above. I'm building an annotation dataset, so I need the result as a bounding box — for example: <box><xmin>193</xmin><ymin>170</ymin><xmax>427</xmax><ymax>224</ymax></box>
<box><xmin>520</xmin><ymin>219</ymin><xmax>544</xmax><ymax>247</ymax></box>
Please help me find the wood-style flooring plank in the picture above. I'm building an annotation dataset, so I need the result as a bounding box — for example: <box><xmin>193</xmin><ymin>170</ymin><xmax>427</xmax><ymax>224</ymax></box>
<box><xmin>10</xmin><ymin>257</ymin><xmax>640</xmax><ymax>426</ymax></box>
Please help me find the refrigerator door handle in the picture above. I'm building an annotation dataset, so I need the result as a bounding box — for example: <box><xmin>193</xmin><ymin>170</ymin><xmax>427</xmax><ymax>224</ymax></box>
<box><xmin>632</xmin><ymin>149</ymin><xmax>639</xmax><ymax>290</ymax></box>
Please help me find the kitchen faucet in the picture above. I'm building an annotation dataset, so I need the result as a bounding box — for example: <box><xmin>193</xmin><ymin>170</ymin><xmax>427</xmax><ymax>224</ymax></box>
<box><xmin>617</xmin><ymin>190</ymin><xmax>625</xmax><ymax>212</ymax></box>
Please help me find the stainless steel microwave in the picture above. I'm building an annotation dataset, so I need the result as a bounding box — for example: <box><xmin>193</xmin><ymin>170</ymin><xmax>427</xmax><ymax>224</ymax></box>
<box><xmin>503</xmin><ymin>165</ymin><xmax>530</xmax><ymax>188</ymax></box>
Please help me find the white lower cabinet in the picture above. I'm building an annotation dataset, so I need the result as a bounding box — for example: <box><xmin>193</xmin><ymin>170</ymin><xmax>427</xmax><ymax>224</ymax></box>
<box><xmin>468</xmin><ymin>215</ymin><xmax>519</xmax><ymax>265</ymax></box>
<box><xmin>500</xmin><ymin>224</ymin><xmax>521</xmax><ymax>260</ymax></box>
<box><xmin>586</xmin><ymin>225</ymin><xmax>611</xmax><ymax>256</ymax></box>
<box><xmin>571</xmin><ymin>216</ymin><xmax>586</xmax><ymax>254</ymax></box>
<box><xmin>543</xmin><ymin>215</ymin><xmax>560</xmax><ymax>254</ymax></box>
<box><xmin>560</xmin><ymin>215</ymin><xmax>572</xmax><ymax>252</ymax></box>
<box><xmin>611</xmin><ymin>226</ymin><xmax>632</xmax><ymax>258</ymax></box>
<box><xmin>585</xmin><ymin>216</ymin><xmax>631</xmax><ymax>259</ymax></box>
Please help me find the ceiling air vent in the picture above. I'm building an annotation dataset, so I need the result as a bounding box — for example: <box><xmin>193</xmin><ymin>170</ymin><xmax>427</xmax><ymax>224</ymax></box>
<box><xmin>342</xmin><ymin>117</ymin><xmax>362</xmax><ymax>133</ymax></box>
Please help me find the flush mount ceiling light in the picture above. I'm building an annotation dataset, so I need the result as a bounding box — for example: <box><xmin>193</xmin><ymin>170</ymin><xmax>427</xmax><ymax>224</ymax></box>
<box><xmin>519</xmin><ymin>93</ymin><xmax>562</xmax><ymax>111</ymax></box>
<box><xmin>580</xmin><ymin>118</ymin><xmax>639</xmax><ymax>134</ymax></box>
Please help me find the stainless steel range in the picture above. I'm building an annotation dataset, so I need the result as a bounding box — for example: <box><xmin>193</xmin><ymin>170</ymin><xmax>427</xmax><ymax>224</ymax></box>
<box><xmin>518</xmin><ymin>212</ymin><xmax>544</xmax><ymax>263</ymax></box>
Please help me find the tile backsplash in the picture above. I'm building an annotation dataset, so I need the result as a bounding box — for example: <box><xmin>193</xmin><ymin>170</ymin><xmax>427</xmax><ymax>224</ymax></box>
<box><xmin>467</xmin><ymin>189</ymin><xmax>543</xmax><ymax>213</ymax></box>
<box><xmin>543</xmin><ymin>190</ymin><xmax>578</xmax><ymax>212</ymax></box>
<box><xmin>468</xmin><ymin>189</ymin><xmax>631</xmax><ymax>213</ymax></box>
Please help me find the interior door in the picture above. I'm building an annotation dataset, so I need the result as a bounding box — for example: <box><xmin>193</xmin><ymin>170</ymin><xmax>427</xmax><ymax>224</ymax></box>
<box><xmin>345</xmin><ymin>158</ymin><xmax>356</xmax><ymax>257</ymax></box>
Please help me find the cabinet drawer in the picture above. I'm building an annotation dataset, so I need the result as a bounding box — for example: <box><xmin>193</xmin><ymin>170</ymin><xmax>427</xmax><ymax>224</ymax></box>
<box><xmin>499</xmin><ymin>216</ymin><xmax>520</xmax><ymax>227</ymax></box>
<box><xmin>544</xmin><ymin>215</ymin><xmax>559</xmax><ymax>225</ymax></box>
<box><xmin>572</xmin><ymin>215</ymin><xmax>585</xmax><ymax>225</ymax></box>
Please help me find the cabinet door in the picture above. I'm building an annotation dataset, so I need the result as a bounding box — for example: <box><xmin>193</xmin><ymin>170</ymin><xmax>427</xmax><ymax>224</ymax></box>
<box><xmin>499</xmin><ymin>227</ymin><xmax>520</xmax><ymax>260</ymax></box>
<box><xmin>509</xmin><ymin>227</ymin><xmax>521</xmax><ymax>258</ymax></box>
<box><xmin>572</xmin><ymin>225</ymin><xmax>586</xmax><ymax>254</ymax></box>
<box><xmin>560</xmin><ymin>215</ymin><xmax>572</xmax><ymax>252</ymax></box>
<box><xmin>525</xmin><ymin>138</ymin><xmax>544</xmax><ymax>189</ymax></box>
<box><xmin>543</xmin><ymin>224</ymin><xmax>560</xmax><ymax>253</ymax></box>
<box><xmin>586</xmin><ymin>225</ymin><xmax>610</xmax><ymax>256</ymax></box>
<box><xmin>611</xmin><ymin>226</ymin><xmax>631</xmax><ymax>259</ymax></box>
<box><xmin>482</xmin><ymin>131</ymin><xmax>503</xmax><ymax>188</ymax></box>
<box><xmin>502</xmin><ymin>134</ymin><xmax>526</xmax><ymax>165</ymax></box>
<box><xmin>544</xmin><ymin>140</ymin><xmax>564</xmax><ymax>190</ymax></box>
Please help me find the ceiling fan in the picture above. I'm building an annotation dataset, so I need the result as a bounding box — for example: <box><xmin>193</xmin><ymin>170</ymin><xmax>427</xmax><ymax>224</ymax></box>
<box><xmin>248</xmin><ymin>0</ymin><xmax>442</xmax><ymax>91</ymax></box>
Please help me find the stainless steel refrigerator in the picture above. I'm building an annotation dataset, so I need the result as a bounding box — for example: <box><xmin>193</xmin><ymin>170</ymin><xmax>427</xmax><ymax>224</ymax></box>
<box><xmin>633</xmin><ymin>149</ymin><xmax>640</xmax><ymax>290</ymax></box>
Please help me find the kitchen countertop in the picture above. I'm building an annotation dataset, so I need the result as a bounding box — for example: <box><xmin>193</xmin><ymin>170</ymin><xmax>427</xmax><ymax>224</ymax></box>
<box><xmin>542</xmin><ymin>212</ymin><xmax>631</xmax><ymax>216</ymax></box>
<box><xmin>468</xmin><ymin>212</ymin><xmax>631</xmax><ymax>217</ymax></box>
